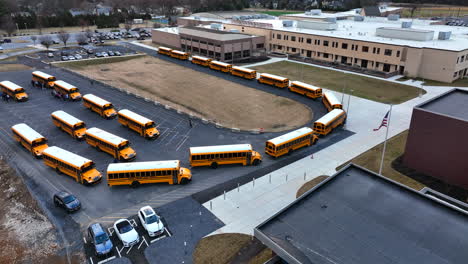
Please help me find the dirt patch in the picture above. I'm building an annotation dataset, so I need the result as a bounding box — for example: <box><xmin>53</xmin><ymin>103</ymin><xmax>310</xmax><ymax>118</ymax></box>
<box><xmin>296</xmin><ymin>175</ymin><xmax>329</xmax><ymax>198</ymax></box>
<box><xmin>0</xmin><ymin>64</ymin><xmax>31</xmax><ymax>72</ymax></box>
<box><xmin>0</xmin><ymin>159</ymin><xmax>61</xmax><ymax>263</ymax></box>
<box><xmin>65</xmin><ymin>56</ymin><xmax>312</xmax><ymax>132</ymax></box>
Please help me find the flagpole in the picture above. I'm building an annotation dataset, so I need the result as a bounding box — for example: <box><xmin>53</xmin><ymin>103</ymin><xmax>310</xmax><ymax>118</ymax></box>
<box><xmin>378</xmin><ymin>104</ymin><xmax>393</xmax><ymax>175</ymax></box>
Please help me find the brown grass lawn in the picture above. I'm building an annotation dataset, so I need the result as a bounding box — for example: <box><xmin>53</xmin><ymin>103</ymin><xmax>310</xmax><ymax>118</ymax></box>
<box><xmin>193</xmin><ymin>234</ymin><xmax>252</xmax><ymax>264</ymax></box>
<box><xmin>336</xmin><ymin>131</ymin><xmax>425</xmax><ymax>191</ymax></box>
<box><xmin>63</xmin><ymin>56</ymin><xmax>312</xmax><ymax>132</ymax></box>
<box><xmin>401</xmin><ymin>6</ymin><xmax>468</xmax><ymax>18</ymax></box>
<box><xmin>296</xmin><ymin>175</ymin><xmax>329</xmax><ymax>198</ymax></box>
<box><xmin>0</xmin><ymin>64</ymin><xmax>31</xmax><ymax>72</ymax></box>
<box><xmin>423</xmin><ymin>78</ymin><xmax>468</xmax><ymax>87</ymax></box>
<box><xmin>251</xmin><ymin>61</ymin><xmax>425</xmax><ymax>104</ymax></box>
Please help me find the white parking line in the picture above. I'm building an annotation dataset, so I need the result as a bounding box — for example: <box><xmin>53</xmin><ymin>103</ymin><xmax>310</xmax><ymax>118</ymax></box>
<box><xmin>138</xmin><ymin>236</ymin><xmax>148</xmax><ymax>249</ymax></box>
<box><xmin>126</xmin><ymin>244</ymin><xmax>134</xmax><ymax>255</ymax></box>
<box><xmin>97</xmin><ymin>256</ymin><xmax>116</xmax><ymax>264</ymax></box>
<box><xmin>83</xmin><ymin>237</ymin><xmax>87</xmax><ymax>243</ymax></box>
<box><xmin>150</xmin><ymin>235</ymin><xmax>166</xmax><ymax>244</ymax></box>
<box><xmin>116</xmin><ymin>246</ymin><xmax>123</xmax><ymax>258</ymax></box>
<box><xmin>165</xmin><ymin>228</ymin><xmax>172</xmax><ymax>237</ymax></box>
<box><xmin>107</xmin><ymin>227</ymin><xmax>115</xmax><ymax>236</ymax></box>
<box><xmin>89</xmin><ymin>257</ymin><xmax>94</xmax><ymax>264</ymax></box>
<box><xmin>130</xmin><ymin>219</ymin><xmax>138</xmax><ymax>227</ymax></box>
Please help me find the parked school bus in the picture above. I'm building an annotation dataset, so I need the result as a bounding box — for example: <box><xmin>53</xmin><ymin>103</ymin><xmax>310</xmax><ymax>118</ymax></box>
<box><xmin>258</xmin><ymin>73</ymin><xmax>289</xmax><ymax>88</ymax></box>
<box><xmin>158</xmin><ymin>47</ymin><xmax>172</xmax><ymax>56</ymax></box>
<box><xmin>170</xmin><ymin>50</ymin><xmax>189</xmax><ymax>60</ymax></box>
<box><xmin>53</xmin><ymin>80</ymin><xmax>82</xmax><ymax>101</ymax></box>
<box><xmin>265</xmin><ymin>127</ymin><xmax>318</xmax><ymax>158</ymax></box>
<box><xmin>191</xmin><ymin>56</ymin><xmax>212</xmax><ymax>66</ymax></box>
<box><xmin>289</xmin><ymin>81</ymin><xmax>322</xmax><ymax>99</ymax></box>
<box><xmin>43</xmin><ymin>146</ymin><xmax>102</xmax><ymax>185</ymax></box>
<box><xmin>322</xmin><ymin>92</ymin><xmax>343</xmax><ymax>112</ymax></box>
<box><xmin>231</xmin><ymin>66</ymin><xmax>257</xmax><ymax>80</ymax></box>
<box><xmin>209</xmin><ymin>61</ymin><xmax>232</xmax><ymax>73</ymax></box>
<box><xmin>0</xmin><ymin>81</ymin><xmax>28</xmax><ymax>102</ymax></box>
<box><xmin>11</xmin><ymin>123</ymin><xmax>48</xmax><ymax>158</ymax></box>
<box><xmin>85</xmin><ymin>127</ymin><xmax>136</xmax><ymax>161</ymax></box>
<box><xmin>189</xmin><ymin>144</ymin><xmax>262</xmax><ymax>169</ymax></box>
<box><xmin>31</xmin><ymin>71</ymin><xmax>56</xmax><ymax>88</ymax></box>
<box><xmin>107</xmin><ymin>160</ymin><xmax>192</xmax><ymax>187</ymax></box>
<box><xmin>51</xmin><ymin>110</ymin><xmax>86</xmax><ymax>140</ymax></box>
<box><xmin>83</xmin><ymin>94</ymin><xmax>117</xmax><ymax>119</ymax></box>
<box><xmin>118</xmin><ymin>109</ymin><xmax>159</xmax><ymax>139</ymax></box>
<box><xmin>313</xmin><ymin>109</ymin><xmax>346</xmax><ymax>136</ymax></box>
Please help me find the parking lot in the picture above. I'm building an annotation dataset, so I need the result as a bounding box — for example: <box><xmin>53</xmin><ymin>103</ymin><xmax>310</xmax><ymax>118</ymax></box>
<box><xmin>34</xmin><ymin>44</ymin><xmax>137</xmax><ymax>63</ymax></box>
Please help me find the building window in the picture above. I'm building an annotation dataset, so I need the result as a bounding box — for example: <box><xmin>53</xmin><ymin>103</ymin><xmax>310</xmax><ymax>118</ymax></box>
<box><xmin>181</xmin><ymin>44</ymin><xmax>186</xmax><ymax>50</ymax></box>
<box><xmin>354</xmin><ymin>58</ymin><xmax>358</xmax><ymax>63</ymax></box>
<box><xmin>272</xmin><ymin>33</ymin><xmax>275</xmax><ymax>38</ymax></box>
<box><xmin>284</xmin><ymin>35</ymin><xmax>289</xmax><ymax>40</ymax></box>
<box><xmin>377</xmin><ymin>48</ymin><xmax>380</xmax><ymax>54</ymax></box>
<box><xmin>384</xmin><ymin>49</ymin><xmax>392</xmax><ymax>56</ymax></box>
<box><xmin>324</xmin><ymin>40</ymin><xmax>329</xmax><ymax>47</ymax></box>
<box><xmin>397</xmin><ymin>50</ymin><xmax>400</xmax><ymax>57</ymax></box>
<box><xmin>342</xmin><ymin>43</ymin><xmax>348</xmax><ymax>49</ymax></box>
<box><xmin>291</xmin><ymin>36</ymin><xmax>296</xmax><ymax>41</ymax></box>
<box><xmin>208</xmin><ymin>42</ymin><xmax>214</xmax><ymax>46</ymax></box>
<box><xmin>200</xmin><ymin>41</ymin><xmax>207</xmax><ymax>45</ymax></box>
<box><xmin>208</xmin><ymin>50</ymin><xmax>214</xmax><ymax>56</ymax></box>
<box><xmin>315</xmin><ymin>39</ymin><xmax>320</xmax><ymax>45</ymax></box>
<box><xmin>323</xmin><ymin>53</ymin><xmax>329</xmax><ymax>58</ymax></box>
<box><xmin>376</xmin><ymin>62</ymin><xmax>380</xmax><ymax>68</ymax></box>
<box><xmin>243</xmin><ymin>50</ymin><xmax>250</xmax><ymax>57</ymax></box>
<box><xmin>362</xmin><ymin>46</ymin><xmax>368</xmax><ymax>52</ymax></box>
<box><xmin>354</xmin><ymin>45</ymin><xmax>358</xmax><ymax>51</ymax></box>
<box><xmin>306</xmin><ymin>38</ymin><xmax>312</xmax><ymax>44</ymax></box>
<box><xmin>193</xmin><ymin>47</ymin><xmax>199</xmax><ymax>52</ymax></box>
<box><xmin>225</xmin><ymin>53</ymin><xmax>232</xmax><ymax>60</ymax></box>
<box><xmin>299</xmin><ymin>37</ymin><xmax>304</xmax><ymax>42</ymax></box>
<box><xmin>462</xmin><ymin>56</ymin><xmax>465</xmax><ymax>63</ymax></box>
<box><xmin>351</xmin><ymin>44</ymin><xmax>355</xmax><ymax>50</ymax></box>
<box><xmin>291</xmin><ymin>48</ymin><xmax>296</xmax><ymax>52</ymax></box>
<box><xmin>453</xmin><ymin>72</ymin><xmax>457</xmax><ymax>77</ymax></box>
<box><xmin>277</xmin><ymin>34</ymin><xmax>281</xmax><ymax>39</ymax></box>
<box><xmin>256</xmin><ymin>43</ymin><xmax>264</xmax><ymax>49</ymax></box>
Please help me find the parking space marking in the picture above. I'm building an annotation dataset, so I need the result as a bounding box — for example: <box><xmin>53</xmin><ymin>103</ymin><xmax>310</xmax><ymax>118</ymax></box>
<box><xmin>116</xmin><ymin>246</ymin><xmax>123</xmax><ymax>258</ymax></box>
<box><xmin>165</xmin><ymin>228</ymin><xmax>172</xmax><ymax>237</ymax></box>
<box><xmin>129</xmin><ymin>218</ymin><xmax>137</xmax><ymax>227</ymax></box>
<box><xmin>83</xmin><ymin>236</ymin><xmax>87</xmax><ymax>243</ymax></box>
<box><xmin>107</xmin><ymin>227</ymin><xmax>115</xmax><ymax>236</ymax></box>
<box><xmin>126</xmin><ymin>244</ymin><xmax>134</xmax><ymax>255</ymax></box>
<box><xmin>89</xmin><ymin>257</ymin><xmax>94</xmax><ymax>264</ymax></box>
<box><xmin>97</xmin><ymin>256</ymin><xmax>116</xmax><ymax>264</ymax></box>
<box><xmin>176</xmin><ymin>135</ymin><xmax>190</xmax><ymax>151</ymax></box>
<box><xmin>150</xmin><ymin>235</ymin><xmax>166</xmax><ymax>244</ymax></box>
<box><xmin>138</xmin><ymin>236</ymin><xmax>148</xmax><ymax>249</ymax></box>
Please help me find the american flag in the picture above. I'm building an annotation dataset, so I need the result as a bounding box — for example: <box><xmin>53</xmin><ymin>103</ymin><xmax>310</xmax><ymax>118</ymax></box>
<box><xmin>373</xmin><ymin>111</ymin><xmax>390</xmax><ymax>131</ymax></box>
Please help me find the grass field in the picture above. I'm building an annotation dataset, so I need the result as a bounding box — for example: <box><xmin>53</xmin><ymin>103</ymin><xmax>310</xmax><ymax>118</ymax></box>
<box><xmin>0</xmin><ymin>64</ymin><xmax>31</xmax><ymax>72</ymax></box>
<box><xmin>296</xmin><ymin>175</ymin><xmax>329</xmax><ymax>198</ymax></box>
<box><xmin>336</xmin><ymin>131</ymin><xmax>425</xmax><ymax>191</ymax></box>
<box><xmin>251</xmin><ymin>61</ymin><xmax>425</xmax><ymax>104</ymax></box>
<box><xmin>61</xmin><ymin>56</ymin><xmax>312</xmax><ymax>131</ymax></box>
<box><xmin>259</xmin><ymin>10</ymin><xmax>303</xmax><ymax>16</ymax></box>
<box><xmin>401</xmin><ymin>6</ymin><xmax>468</xmax><ymax>18</ymax></box>
<box><xmin>423</xmin><ymin>78</ymin><xmax>468</xmax><ymax>87</ymax></box>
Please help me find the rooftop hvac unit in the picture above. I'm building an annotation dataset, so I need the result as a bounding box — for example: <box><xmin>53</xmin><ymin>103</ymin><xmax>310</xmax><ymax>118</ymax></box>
<box><xmin>297</xmin><ymin>20</ymin><xmax>337</xmax><ymax>31</ymax></box>
<box><xmin>309</xmin><ymin>9</ymin><xmax>322</xmax><ymax>15</ymax></box>
<box><xmin>354</xmin><ymin>16</ymin><xmax>364</xmax><ymax>21</ymax></box>
<box><xmin>325</xmin><ymin>17</ymin><xmax>337</xmax><ymax>23</ymax></box>
<box><xmin>401</xmin><ymin>21</ymin><xmax>412</xmax><ymax>28</ymax></box>
<box><xmin>210</xmin><ymin>23</ymin><xmax>222</xmax><ymax>30</ymax></box>
<box><xmin>387</xmin><ymin>14</ymin><xmax>400</xmax><ymax>21</ymax></box>
<box><xmin>438</xmin><ymin>31</ymin><xmax>451</xmax><ymax>40</ymax></box>
<box><xmin>282</xmin><ymin>20</ymin><xmax>293</xmax><ymax>27</ymax></box>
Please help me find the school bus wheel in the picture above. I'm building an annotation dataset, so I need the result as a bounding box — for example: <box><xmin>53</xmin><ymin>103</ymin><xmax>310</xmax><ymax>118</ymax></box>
<box><xmin>180</xmin><ymin>178</ymin><xmax>189</xmax><ymax>185</ymax></box>
<box><xmin>252</xmin><ymin>159</ymin><xmax>261</xmax><ymax>166</ymax></box>
<box><xmin>210</xmin><ymin>162</ymin><xmax>218</xmax><ymax>169</ymax></box>
<box><xmin>131</xmin><ymin>181</ymin><xmax>140</xmax><ymax>188</ymax></box>
<box><xmin>56</xmin><ymin>167</ymin><xmax>62</xmax><ymax>174</ymax></box>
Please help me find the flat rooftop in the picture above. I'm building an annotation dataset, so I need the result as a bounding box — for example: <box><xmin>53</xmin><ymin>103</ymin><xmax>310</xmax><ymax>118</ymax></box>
<box><xmin>227</xmin><ymin>16</ymin><xmax>468</xmax><ymax>51</ymax></box>
<box><xmin>255</xmin><ymin>164</ymin><xmax>468</xmax><ymax>264</ymax></box>
<box><xmin>417</xmin><ymin>89</ymin><xmax>468</xmax><ymax>122</ymax></box>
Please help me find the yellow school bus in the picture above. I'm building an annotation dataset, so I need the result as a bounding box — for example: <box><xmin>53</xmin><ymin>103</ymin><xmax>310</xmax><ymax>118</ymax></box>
<box><xmin>258</xmin><ymin>73</ymin><xmax>289</xmax><ymax>88</ymax></box>
<box><xmin>85</xmin><ymin>127</ymin><xmax>136</xmax><ymax>161</ymax></box>
<box><xmin>107</xmin><ymin>160</ymin><xmax>192</xmax><ymax>187</ymax></box>
<box><xmin>0</xmin><ymin>81</ymin><xmax>28</xmax><ymax>102</ymax></box>
<box><xmin>322</xmin><ymin>92</ymin><xmax>343</xmax><ymax>112</ymax></box>
<box><xmin>313</xmin><ymin>109</ymin><xmax>346</xmax><ymax>136</ymax></box>
<box><xmin>158</xmin><ymin>46</ymin><xmax>172</xmax><ymax>56</ymax></box>
<box><xmin>189</xmin><ymin>144</ymin><xmax>262</xmax><ymax>168</ymax></box>
<box><xmin>231</xmin><ymin>66</ymin><xmax>256</xmax><ymax>80</ymax></box>
<box><xmin>51</xmin><ymin>110</ymin><xmax>86</xmax><ymax>140</ymax></box>
<box><xmin>170</xmin><ymin>50</ymin><xmax>189</xmax><ymax>60</ymax></box>
<box><xmin>31</xmin><ymin>71</ymin><xmax>56</xmax><ymax>88</ymax></box>
<box><xmin>11</xmin><ymin>123</ymin><xmax>48</xmax><ymax>158</ymax></box>
<box><xmin>83</xmin><ymin>94</ymin><xmax>117</xmax><ymax>119</ymax></box>
<box><xmin>289</xmin><ymin>81</ymin><xmax>322</xmax><ymax>99</ymax></box>
<box><xmin>265</xmin><ymin>127</ymin><xmax>318</xmax><ymax>158</ymax></box>
<box><xmin>43</xmin><ymin>146</ymin><xmax>102</xmax><ymax>185</ymax></box>
<box><xmin>191</xmin><ymin>55</ymin><xmax>212</xmax><ymax>66</ymax></box>
<box><xmin>209</xmin><ymin>61</ymin><xmax>232</xmax><ymax>73</ymax></box>
<box><xmin>118</xmin><ymin>109</ymin><xmax>159</xmax><ymax>139</ymax></box>
<box><xmin>53</xmin><ymin>80</ymin><xmax>82</xmax><ymax>101</ymax></box>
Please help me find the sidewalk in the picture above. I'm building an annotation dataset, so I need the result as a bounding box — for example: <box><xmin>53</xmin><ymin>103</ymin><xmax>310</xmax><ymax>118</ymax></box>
<box><xmin>203</xmin><ymin>85</ymin><xmax>464</xmax><ymax>235</ymax></box>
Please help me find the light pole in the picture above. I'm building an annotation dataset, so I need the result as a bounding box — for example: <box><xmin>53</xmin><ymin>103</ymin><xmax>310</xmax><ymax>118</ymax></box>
<box><xmin>24</xmin><ymin>23</ymin><xmax>28</xmax><ymax>32</ymax></box>
<box><xmin>346</xmin><ymin>89</ymin><xmax>353</xmax><ymax>114</ymax></box>
<box><xmin>16</xmin><ymin>23</ymin><xmax>19</xmax><ymax>34</ymax></box>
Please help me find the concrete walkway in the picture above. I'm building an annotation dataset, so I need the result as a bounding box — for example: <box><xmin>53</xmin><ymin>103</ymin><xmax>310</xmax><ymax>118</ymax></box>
<box><xmin>203</xmin><ymin>84</ymin><xmax>465</xmax><ymax>235</ymax></box>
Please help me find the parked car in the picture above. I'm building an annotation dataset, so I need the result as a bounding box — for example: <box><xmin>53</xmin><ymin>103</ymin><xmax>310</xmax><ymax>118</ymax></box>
<box><xmin>113</xmin><ymin>219</ymin><xmax>139</xmax><ymax>247</ymax></box>
<box><xmin>108</xmin><ymin>51</ymin><xmax>115</xmax><ymax>56</ymax></box>
<box><xmin>0</xmin><ymin>46</ymin><xmax>3</xmax><ymax>53</ymax></box>
<box><xmin>86</xmin><ymin>49</ymin><xmax>94</xmax><ymax>54</ymax></box>
<box><xmin>3</xmin><ymin>38</ymin><xmax>11</xmax><ymax>43</ymax></box>
<box><xmin>61</xmin><ymin>56</ymin><xmax>69</xmax><ymax>61</ymax></box>
<box><xmin>88</xmin><ymin>223</ymin><xmax>113</xmax><ymax>257</ymax></box>
<box><xmin>52</xmin><ymin>40</ymin><xmax>59</xmax><ymax>44</ymax></box>
<box><xmin>138</xmin><ymin>206</ymin><xmax>165</xmax><ymax>237</ymax></box>
<box><xmin>137</xmin><ymin>36</ymin><xmax>145</xmax><ymax>40</ymax></box>
<box><xmin>102</xmin><ymin>52</ymin><xmax>109</xmax><ymax>57</ymax></box>
<box><xmin>47</xmin><ymin>52</ymin><xmax>54</xmax><ymax>58</ymax></box>
<box><xmin>68</xmin><ymin>56</ymin><xmax>76</xmax><ymax>60</ymax></box>
<box><xmin>95</xmin><ymin>52</ymin><xmax>102</xmax><ymax>57</ymax></box>
<box><xmin>74</xmin><ymin>54</ymin><xmax>82</xmax><ymax>60</ymax></box>
<box><xmin>114</xmin><ymin>51</ymin><xmax>122</xmax><ymax>56</ymax></box>
<box><xmin>53</xmin><ymin>191</ymin><xmax>81</xmax><ymax>212</ymax></box>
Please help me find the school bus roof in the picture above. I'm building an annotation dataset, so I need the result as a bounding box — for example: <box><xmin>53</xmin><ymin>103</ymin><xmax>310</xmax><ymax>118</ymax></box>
<box><xmin>192</xmin><ymin>55</ymin><xmax>210</xmax><ymax>61</ymax></box>
<box><xmin>107</xmin><ymin>160</ymin><xmax>180</xmax><ymax>172</ymax></box>
<box><xmin>232</xmin><ymin>66</ymin><xmax>256</xmax><ymax>73</ymax></box>
<box><xmin>171</xmin><ymin>50</ymin><xmax>187</xmax><ymax>55</ymax></box>
<box><xmin>211</xmin><ymin>61</ymin><xmax>232</xmax><ymax>67</ymax></box>
<box><xmin>260</xmin><ymin>73</ymin><xmax>289</xmax><ymax>82</ymax></box>
<box><xmin>190</xmin><ymin>144</ymin><xmax>252</xmax><ymax>154</ymax></box>
<box><xmin>315</xmin><ymin>109</ymin><xmax>345</xmax><ymax>125</ymax></box>
<box><xmin>324</xmin><ymin>92</ymin><xmax>341</xmax><ymax>106</ymax></box>
<box><xmin>83</xmin><ymin>94</ymin><xmax>112</xmax><ymax>107</ymax></box>
<box><xmin>86</xmin><ymin>127</ymin><xmax>127</xmax><ymax>146</ymax></box>
<box><xmin>158</xmin><ymin>46</ymin><xmax>172</xmax><ymax>51</ymax></box>
<box><xmin>118</xmin><ymin>109</ymin><xmax>153</xmax><ymax>125</ymax></box>
<box><xmin>32</xmin><ymin>71</ymin><xmax>55</xmax><ymax>80</ymax></box>
<box><xmin>54</xmin><ymin>80</ymin><xmax>77</xmax><ymax>91</ymax></box>
<box><xmin>267</xmin><ymin>127</ymin><xmax>313</xmax><ymax>146</ymax></box>
<box><xmin>0</xmin><ymin>81</ymin><xmax>23</xmax><ymax>91</ymax></box>
<box><xmin>291</xmin><ymin>81</ymin><xmax>321</xmax><ymax>91</ymax></box>
<box><xmin>52</xmin><ymin>110</ymin><xmax>83</xmax><ymax>126</ymax></box>
<box><xmin>11</xmin><ymin>123</ymin><xmax>45</xmax><ymax>142</ymax></box>
<box><xmin>43</xmin><ymin>146</ymin><xmax>92</xmax><ymax>167</ymax></box>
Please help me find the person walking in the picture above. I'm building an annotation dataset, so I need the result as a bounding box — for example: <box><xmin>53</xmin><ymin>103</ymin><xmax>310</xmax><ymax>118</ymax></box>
<box><xmin>5</xmin><ymin>94</ymin><xmax>10</xmax><ymax>102</ymax></box>
<box><xmin>189</xmin><ymin>118</ymin><xmax>193</xmax><ymax>128</ymax></box>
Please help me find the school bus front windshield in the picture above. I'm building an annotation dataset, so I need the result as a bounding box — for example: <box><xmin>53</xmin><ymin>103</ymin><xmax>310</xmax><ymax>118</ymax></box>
<box><xmin>118</xmin><ymin>142</ymin><xmax>130</xmax><ymax>150</ymax></box>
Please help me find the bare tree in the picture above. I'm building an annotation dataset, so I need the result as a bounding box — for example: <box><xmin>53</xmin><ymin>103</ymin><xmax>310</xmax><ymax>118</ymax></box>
<box><xmin>1</xmin><ymin>16</ymin><xmax>16</xmax><ymax>36</ymax></box>
<box><xmin>57</xmin><ymin>30</ymin><xmax>70</xmax><ymax>47</ymax></box>
<box><xmin>124</xmin><ymin>20</ymin><xmax>133</xmax><ymax>34</ymax></box>
<box><xmin>76</xmin><ymin>33</ymin><xmax>88</xmax><ymax>45</ymax></box>
<box><xmin>85</xmin><ymin>28</ymin><xmax>93</xmax><ymax>40</ymax></box>
<box><xmin>39</xmin><ymin>35</ymin><xmax>53</xmax><ymax>51</ymax></box>
<box><xmin>30</xmin><ymin>35</ymin><xmax>37</xmax><ymax>45</ymax></box>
